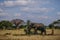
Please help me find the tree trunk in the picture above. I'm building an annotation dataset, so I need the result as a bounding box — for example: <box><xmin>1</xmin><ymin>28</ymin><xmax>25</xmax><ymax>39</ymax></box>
<box><xmin>16</xmin><ymin>25</ymin><xmax>20</xmax><ymax>29</ymax></box>
<box><xmin>51</xmin><ymin>27</ymin><xmax>54</xmax><ymax>35</ymax></box>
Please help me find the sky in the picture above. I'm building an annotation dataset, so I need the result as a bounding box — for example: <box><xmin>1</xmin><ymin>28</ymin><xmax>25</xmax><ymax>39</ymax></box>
<box><xmin>0</xmin><ymin>0</ymin><xmax>60</xmax><ymax>25</ymax></box>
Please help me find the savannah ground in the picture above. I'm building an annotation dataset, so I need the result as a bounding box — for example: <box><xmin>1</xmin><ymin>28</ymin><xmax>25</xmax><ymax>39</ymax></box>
<box><xmin>0</xmin><ymin>29</ymin><xmax>60</xmax><ymax>40</ymax></box>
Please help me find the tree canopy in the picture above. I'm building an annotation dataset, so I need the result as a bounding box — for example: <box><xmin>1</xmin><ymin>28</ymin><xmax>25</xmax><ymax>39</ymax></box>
<box><xmin>0</xmin><ymin>20</ymin><xmax>13</xmax><ymax>29</ymax></box>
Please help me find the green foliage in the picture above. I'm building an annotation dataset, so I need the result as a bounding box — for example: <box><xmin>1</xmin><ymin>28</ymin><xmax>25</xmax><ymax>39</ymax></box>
<box><xmin>0</xmin><ymin>19</ymin><xmax>60</xmax><ymax>30</ymax></box>
<box><xmin>0</xmin><ymin>20</ymin><xmax>13</xmax><ymax>29</ymax></box>
<box><xmin>11</xmin><ymin>19</ymin><xmax>24</xmax><ymax>29</ymax></box>
<box><xmin>49</xmin><ymin>19</ymin><xmax>60</xmax><ymax>29</ymax></box>
<box><xmin>19</xmin><ymin>25</ymin><xmax>27</xmax><ymax>29</ymax></box>
<box><xmin>49</xmin><ymin>24</ymin><xmax>54</xmax><ymax>29</ymax></box>
<box><xmin>27</xmin><ymin>20</ymin><xmax>30</xmax><ymax>26</ymax></box>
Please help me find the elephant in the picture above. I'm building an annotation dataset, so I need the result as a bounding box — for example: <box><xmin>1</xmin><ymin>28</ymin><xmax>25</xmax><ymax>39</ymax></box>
<box><xmin>24</xmin><ymin>23</ymin><xmax>46</xmax><ymax>35</ymax></box>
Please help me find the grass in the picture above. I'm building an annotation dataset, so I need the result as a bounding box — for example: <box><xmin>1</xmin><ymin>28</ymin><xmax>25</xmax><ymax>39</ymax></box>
<box><xmin>0</xmin><ymin>29</ymin><xmax>60</xmax><ymax>40</ymax></box>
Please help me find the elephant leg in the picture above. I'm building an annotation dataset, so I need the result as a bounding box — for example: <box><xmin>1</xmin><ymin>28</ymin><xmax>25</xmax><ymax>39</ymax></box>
<box><xmin>41</xmin><ymin>30</ymin><xmax>46</xmax><ymax>35</ymax></box>
<box><xmin>44</xmin><ymin>30</ymin><xmax>46</xmax><ymax>35</ymax></box>
<box><xmin>24</xmin><ymin>29</ymin><xmax>30</xmax><ymax>34</ymax></box>
<box><xmin>34</xmin><ymin>28</ymin><xmax>37</xmax><ymax>34</ymax></box>
<box><xmin>41</xmin><ymin>31</ymin><xmax>43</xmax><ymax>35</ymax></box>
<box><xmin>24</xmin><ymin>29</ymin><xmax>28</xmax><ymax>34</ymax></box>
<box><xmin>28</xmin><ymin>29</ymin><xmax>31</xmax><ymax>34</ymax></box>
<box><xmin>34</xmin><ymin>30</ymin><xmax>37</xmax><ymax>34</ymax></box>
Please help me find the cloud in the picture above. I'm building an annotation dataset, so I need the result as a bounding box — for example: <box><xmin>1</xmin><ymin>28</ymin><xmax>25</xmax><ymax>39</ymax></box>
<box><xmin>0</xmin><ymin>13</ymin><xmax>8</xmax><ymax>16</ymax></box>
<box><xmin>0</xmin><ymin>0</ymin><xmax>29</xmax><ymax>7</ymax></box>
<box><xmin>27</xmin><ymin>14</ymin><xmax>35</xmax><ymax>18</ymax></box>
<box><xmin>0</xmin><ymin>8</ymin><xmax>9</xmax><ymax>16</ymax></box>
<box><xmin>27</xmin><ymin>14</ymin><xmax>49</xmax><ymax>20</ymax></box>
<box><xmin>0</xmin><ymin>0</ymin><xmax>50</xmax><ymax>7</ymax></box>
<box><xmin>21</xmin><ymin>7</ymin><xmax>54</xmax><ymax>13</ymax></box>
<box><xmin>3</xmin><ymin>1</ymin><xmax>14</xmax><ymax>7</ymax></box>
<box><xmin>57</xmin><ymin>12</ymin><xmax>60</xmax><ymax>15</ymax></box>
<box><xmin>14</xmin><ymin>13</ymin><xmax>21</xmax><ymax>17</ymax></box>
<box><xmin>0</xmin><ymin>8</ymin><xmax>3</xmax><ymax>12</ymax></box>
<box><xmin>37</xmin><ymin>16</ymin><xmax>49</xmax><ymax>19</ymax></box>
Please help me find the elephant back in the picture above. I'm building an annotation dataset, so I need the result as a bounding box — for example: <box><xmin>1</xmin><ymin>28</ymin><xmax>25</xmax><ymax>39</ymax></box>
<box><xmin>31</xmin><ymin>23</ymin><xmax>44</xmax><ymax>28</ymax></box>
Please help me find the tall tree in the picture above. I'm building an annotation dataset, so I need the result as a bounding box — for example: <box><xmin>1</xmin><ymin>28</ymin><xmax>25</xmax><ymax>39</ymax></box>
<box><xmin>49</xmin><ymin>19</ymin><xmax>60</xmax><ymax>35</ymax></box>
<box><xmin>53</xmin><ymin>20</ymin><xmax>60</xmax><ymax>29</ymax></box>
<box><xmin>48</xmin><ymin>23</ymin><xmax>54</xmax><ymax>35</ymax></box>
<box><xmin>11</xmin><ymin>19</ymin><xmax>24</xmax><ymax>29</ymax></box>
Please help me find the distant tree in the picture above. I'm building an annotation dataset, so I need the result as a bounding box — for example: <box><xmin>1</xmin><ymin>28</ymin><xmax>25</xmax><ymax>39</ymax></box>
<box><xmin>27</xmin><ymin>20</ymin><xmax>30</xmax><ymax>27</ymax></box>
<box><xmin>19</xmin><ymin>25</ymin><xmax>27</xmax><ymax>28</ymax></box>
<box><xmin>48</xmin><ymin>19</ymin><xmax>60</xmax><ymax>35</ymax></box>
<box><xmin>53</xmin><ymin>19</ymin><xmax>60</xmax><ymax>29</ymax></box>
<box><xmin>0</xmin><ymin>20</ymin><xmax>13</xmax><ymax>30</ymax></box>
<box><xmin>49</xmin><ymin>19</ymin><xmax>60</xmax><ymax>29</ymax></box>
<box><xmin>0</xmin><ymin>22</ymin><xmax>2</xmax><ymax>29</ymax></box>
<box><xmin>48</xmin><ymin>23</ymin><xmax>54</xmax><ymax>35</ymax></box>
<box><xmin>11</xmin><ymin>19</ymin><xmax>24</xmax><ymax>29</ymax></box>
<box><xmin>57</xmin><ymin>19</ymin><xmax>60</xmax><ymax>21</ymax></box>
<box><xmin>49</xmin><ymin>24</ymin><xmax>54</xmax><ymax>29</ymax></box>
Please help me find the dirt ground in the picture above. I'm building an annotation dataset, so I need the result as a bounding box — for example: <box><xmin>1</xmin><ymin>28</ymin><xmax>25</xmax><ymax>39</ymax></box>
<box><xmin>0</xmin><ymin>29</ymin><xmax>60</xmax><ymax>40</ymax></box>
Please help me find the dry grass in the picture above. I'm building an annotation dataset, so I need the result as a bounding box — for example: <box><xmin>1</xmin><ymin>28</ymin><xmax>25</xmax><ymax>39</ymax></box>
<box><xmin>0</xmin><ymin>29</ymin><xmax>60</xmax><ymax>40</ymax></box>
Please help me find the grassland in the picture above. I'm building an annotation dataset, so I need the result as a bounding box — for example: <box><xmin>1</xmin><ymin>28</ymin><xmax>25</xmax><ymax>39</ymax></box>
<box><xmin>0</xmin><ymin>29</ymin><xmax>60</xmax><ymax>40</ymax></box>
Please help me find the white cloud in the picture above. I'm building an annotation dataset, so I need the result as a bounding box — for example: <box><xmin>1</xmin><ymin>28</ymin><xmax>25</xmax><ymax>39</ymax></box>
<box><xmin>37</xmin><ymin>16</ymin><xmax>49</xmax><ymax>20</ymax></box>
<box><xmin>0</xmin><ymin>8</ymin><xmax>3</xmax><ymax>12</ymax></box>
<box><xmin>57</xmin><ymin>12</ymin><xmax>60</xmax><ymax>15</ymax></box>
<box><xmin>1</xmin><ymin>0</ymin><xmax>29</xmax><ymax>7</ymax></box>
<box><xmin>27</xmin><ymin>14</ymin><xmax>49</xmax><ymax>20</ymax></box>
<box><xmin>14</xmin><ymin>0</ymin><xmax>28</xmax><ymax>5</ymax></box>
<box><xmin>0</xmin><ymin>13</ymin><xmax>8</xmax><ymax>16</ymax></box>
<box><xmin>0</xmin><ymin>8</ymin><xmax>9</xmax><ymax>16</ymax></box>
<box><xmin>14</xmin><ymin>13</ymin><xmax>21</xmax><ymax>17</ymax></box>
<box><xmin>3</xmin><ymin>1</ymin><xmax>14</xmax><ymax>6</ymax></box>
<box><xmin>0</xmin><ymin>0</ymin><xmax>51</xmax><ymax>7</ymax></box>
<box><xmin>0</xmin><ymin>3</ymin><xmax>3</xmax><ymax>5</ymax></box>
<box><xmin>27</xmin><ymin>14</ymin><xmax>35</xmax><ymax>18</ymax></box>
<box><xmin>21</xmin><ymin>7</ymin><xmax>54</xmax><ymax>13</ymax></box>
